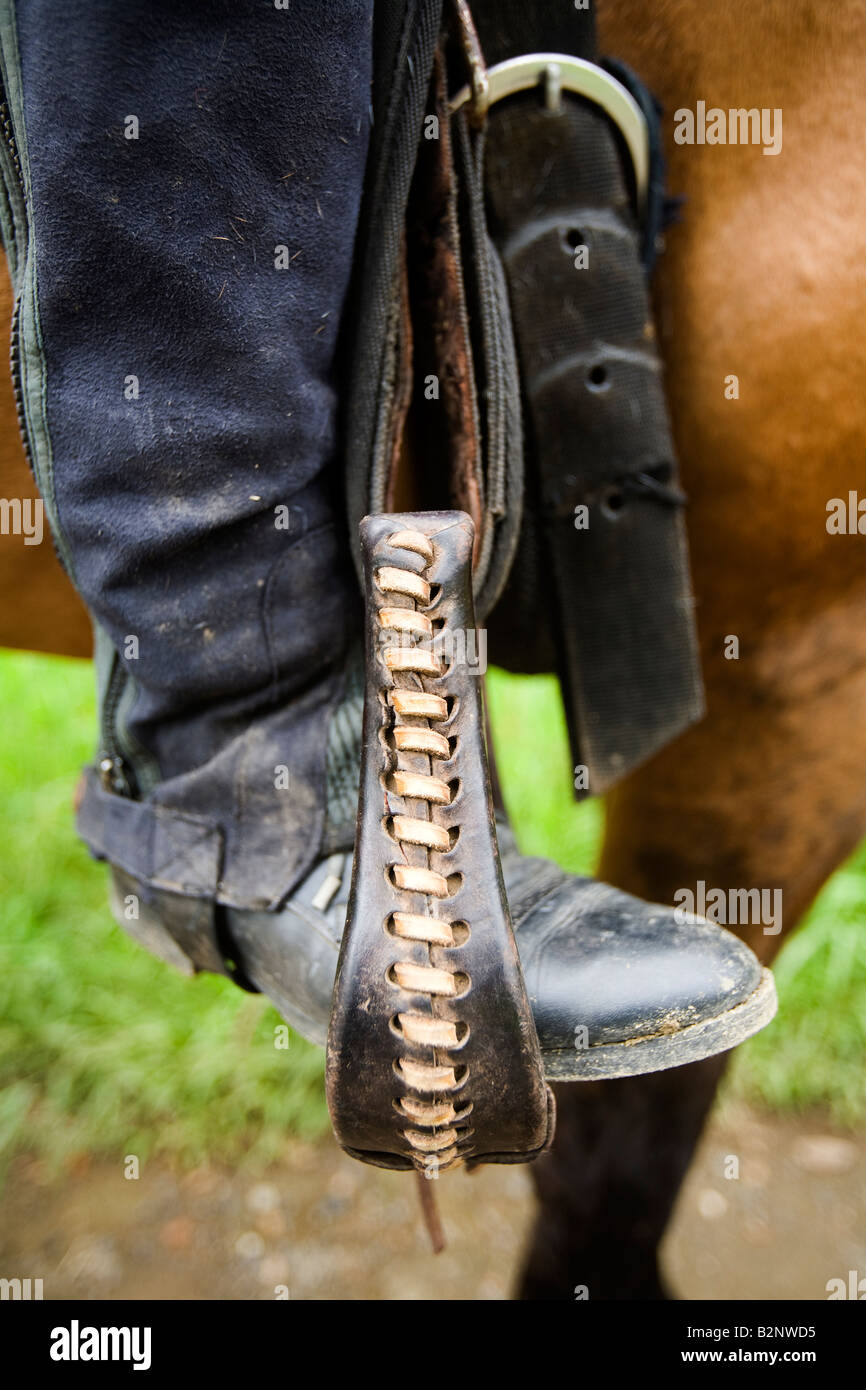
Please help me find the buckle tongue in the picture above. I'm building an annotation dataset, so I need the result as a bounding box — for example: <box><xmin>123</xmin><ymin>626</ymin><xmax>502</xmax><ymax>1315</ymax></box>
<box><xmin>449</xmin><ymin>51</ymin><xmax>650</xmax><ymax>219</ymax></box>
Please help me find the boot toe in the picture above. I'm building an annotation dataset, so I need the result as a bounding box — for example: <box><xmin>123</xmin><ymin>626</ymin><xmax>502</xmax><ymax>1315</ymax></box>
<box><xmin>509</xmin><ymin>871</ymin><xmax>775</xmax><ymax>1077</ymax></box>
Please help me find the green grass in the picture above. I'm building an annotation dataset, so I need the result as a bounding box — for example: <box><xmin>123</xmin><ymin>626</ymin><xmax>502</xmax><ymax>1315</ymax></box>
<box><xmin>0</xmin><ymin>651</ymin><xmax>864</xmax><ymax>1184</ymax></box>
<box><xmin>0</xmin><ymin>650</ymin><xmax>329</xmax><ymax>1182</ymax></box>
<box><xmin>726</xmin><ymin>855</ymin><xmax>866</xmax><ymax>1124</ymax></box>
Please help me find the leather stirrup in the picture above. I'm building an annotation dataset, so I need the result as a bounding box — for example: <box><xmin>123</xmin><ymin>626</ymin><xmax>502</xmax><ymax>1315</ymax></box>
<box><xmin>326</xmin><ymin>511</ymin><xmax>555</xmax><ymax>1173</ymax></box>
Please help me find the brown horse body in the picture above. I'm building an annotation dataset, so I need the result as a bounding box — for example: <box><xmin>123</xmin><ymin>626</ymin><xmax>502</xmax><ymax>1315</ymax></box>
<box><xmin>521</xmin><ymin>0</ymin><xmax>866</xmax><ymax>1298</ymax></box>
<box><xmin>2</xmin><ymin>0</ymin><xmax>864</xmax><ymax>1298</ymax></box>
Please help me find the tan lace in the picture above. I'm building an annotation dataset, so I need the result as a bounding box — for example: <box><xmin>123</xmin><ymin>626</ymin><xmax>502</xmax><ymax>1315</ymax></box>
<box><xmin>376</xmin><ymin>529</ymin><xmax>473</xmax><ymax>1174</ymax></box>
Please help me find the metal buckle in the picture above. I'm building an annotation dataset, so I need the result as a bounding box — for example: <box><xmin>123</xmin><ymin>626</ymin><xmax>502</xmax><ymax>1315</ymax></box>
<box><xmin>449</xmin><ymin>52</ymin><xmax>649</xmax><ymax>220</ymax></box>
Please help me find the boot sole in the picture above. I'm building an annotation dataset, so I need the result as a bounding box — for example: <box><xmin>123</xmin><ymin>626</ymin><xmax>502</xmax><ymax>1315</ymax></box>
<box><xmin>541</xmin><ymin>967</ymin><xmax>777</xmax><ymax>1081</ymax></box>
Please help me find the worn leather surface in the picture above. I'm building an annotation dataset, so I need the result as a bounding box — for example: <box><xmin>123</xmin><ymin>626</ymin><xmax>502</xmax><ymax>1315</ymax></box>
<box><xmin>502</xmin><ymin>847</ymin><xmax>762</xmax><ymax>1052</ymax></box>
<box><xmin>110</xmin><ymin>866</ymin><xmax>227</xmax><ymax>979</ymax></box>
<box><xmin>344</xmin><ymin>2</ymin><xmax>525</xmax><ymax>626</ymax></box>
<box><xmin>482</xmin><ymin>82</ymin><xmax>705</xmax><ymax>793</ymax></box>
<box><xmin>326</xmin><ymin>511</ymin><xmax>554</xmax><ymax>1171</ymax></box>
<box><xmin>111</xmin><ymin>811</ymin><xmax>771</xmax><ymax>1076</ymax></box>
<box><xmin>228</xmin><ymin>852</ymin><xmax>354</xmax><ymax>1042</ymax></box>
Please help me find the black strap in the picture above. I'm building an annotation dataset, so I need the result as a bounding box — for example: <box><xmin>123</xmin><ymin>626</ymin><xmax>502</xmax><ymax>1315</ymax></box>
<box><xmin>344</xmin><ymin>0</ymin><xmax>444</xmax><ymax>591</ymax></box>
<box><xmin>349</xmin><ymin>1</ymin><xmax>705</xmax><ymax>794</ymax></box>
<box><xmin>471</xmin><ymin>3</ymin><xmax>705</xmax><ymax>792</ymax></box>
<box><xmin>475</xmin><ymin>0</ymin><xmax>595</xmax><ymax>67</ymax></box>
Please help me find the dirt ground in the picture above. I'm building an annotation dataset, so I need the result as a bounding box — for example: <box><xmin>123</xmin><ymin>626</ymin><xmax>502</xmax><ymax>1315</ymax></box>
<box><xmin>2</xmin><ymin>1102</ymin><xmax>864</xmax><ymax>1301</ymax></box>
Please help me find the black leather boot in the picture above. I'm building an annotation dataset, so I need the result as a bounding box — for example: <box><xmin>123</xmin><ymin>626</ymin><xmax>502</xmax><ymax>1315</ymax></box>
<box><xmin>228</xmin><ymin>821</ymin><xmax>776</xmax><ymax>1083</ymax></box>
<box><xmin>111</xmin><ymin>817</ymin><xmax>775</xmax><ymax>1083</ymax></box>
<box><xmin>108</xmin><ymin>514</ymin><xmax>775</xmax><ymax>1114</ymax></box>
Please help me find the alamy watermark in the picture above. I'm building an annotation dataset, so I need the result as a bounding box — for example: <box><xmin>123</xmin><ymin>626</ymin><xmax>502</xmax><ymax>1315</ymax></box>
<box><xmin>50</xmin><ymin>1321</ymin><xmax>152</xmax><ymax>1370</ymax></box>
<box><xmin>826</xmin><ymin>1269</ymin><xmax>866</xmax><ymax>1299</ymax></box>
<box><xmin>0</xmin><ymin>496</ymin><xmax>43</xmax><ymax>545</ymax></box>
<box><xmin>826</xmin><ymin>491</ymin><xmax>866</xmax><ymax>534</ymax></box>
<box><xmin>674</xmin><ymin>102</ymin><xmax>782</xmax><ymax>156</ymax></box>
<box><xmin>378</xmin><ymin>624</ymin><xmax>487</xmax><ymax>675</ymax></box>
<box><xmin>0</xmin><ymin>1276</ymin><xmax>43</xmax><ymax>1299</ymax></box>
<box><xmin>674</xmin><ymin>880</ymin><xmax>783</xmax><ymax>935</ymax></box>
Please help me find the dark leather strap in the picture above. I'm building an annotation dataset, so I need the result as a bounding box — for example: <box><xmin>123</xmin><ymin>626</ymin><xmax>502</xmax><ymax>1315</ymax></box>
<box><xmin>346</xmin><ymin>1</ymin><xmax>704</xmax><ymax>792</ymax></box>
<box><xmin>326</xmin><ymin>511</ymin><xmax>554</xmax><ymax>1172</ymax></box>
<box><xmin>345</xmin><ymin>0</ymin><xmax>444</xmax><ymax>589</ymax></box>
<box><xmin>470</xmin><ymin>0</ymin><xmax>594</xmax><ymax>68</ymax></box>
<box><xmin>76</xmin><ymin>764</ymin><xmax>223</xmax><ymax>899</ymax></box>
<box><xmin>469</xmin><ymin>2</ymin><xmax>705</xmax><ymax>792</ymax></box>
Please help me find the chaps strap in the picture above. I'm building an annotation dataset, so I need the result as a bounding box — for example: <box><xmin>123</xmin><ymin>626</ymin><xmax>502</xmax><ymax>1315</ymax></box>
<box><xmin>326</xmin><ymin>511</ymin><xmax>554</xmax><ymax>1172</ymax></box>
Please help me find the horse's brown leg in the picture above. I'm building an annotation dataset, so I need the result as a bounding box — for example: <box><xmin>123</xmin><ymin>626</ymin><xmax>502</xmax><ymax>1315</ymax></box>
<box><xmin>521</xmin><ymin>1058</ymin><xmax>727</xmax><ymax>1300</ymax></box>
<box><xmin>517</xmin><ymin>336</ymin><xmax>866</xmax><ymax>1298</ymax></box>
<box><xmin>518</xmin><ymin>625</ymin><xmax>866</xmax><ymax>1298</ymax></box>
<box><xmin>515</xmin><ymin>0</ymin><xmax>866</xmax><ymax>1303</ymax></box>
